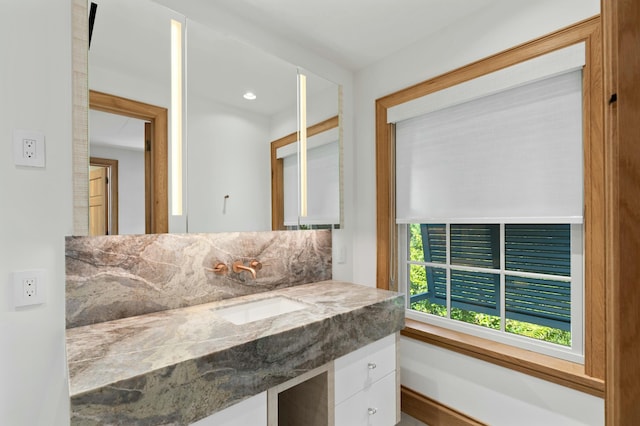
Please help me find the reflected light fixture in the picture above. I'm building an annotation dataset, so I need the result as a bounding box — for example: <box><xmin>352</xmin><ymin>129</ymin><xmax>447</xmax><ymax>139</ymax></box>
<box><xmin>170</xmin><ymin>19</ymin><xmax>183</xmax><ymax>216</ymax></box>
<box><xmin>243</xmin><ymin>91</ymin><xmax>257</xmax><ymax>100</ymax></box>
<box><xmin>298</xmin><ymin>71</ymin><xmax>308</xmax><ymax>218</ymax></box>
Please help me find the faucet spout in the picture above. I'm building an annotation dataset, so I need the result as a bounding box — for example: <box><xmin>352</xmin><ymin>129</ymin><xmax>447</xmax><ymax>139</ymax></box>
<box><xmin>232</xmin><ymin>260</ymin><xmax>257</xmax><ymax>279</ymax></box>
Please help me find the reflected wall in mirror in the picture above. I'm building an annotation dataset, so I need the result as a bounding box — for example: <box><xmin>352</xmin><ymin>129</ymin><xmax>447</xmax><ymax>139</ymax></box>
<box><xmin>186</xmin><ymin>21</ymin><xmax>342</xmax><ymax>232</ymax></box>
<box><xmin>80</xmin><ymin>0</ymin><xmax>342</xmax><ymax>235</ymax></box>
<box><xmin>185</xmin><ymin>20</ymin><xmax>295</xmax><ymax>233</ymax></box>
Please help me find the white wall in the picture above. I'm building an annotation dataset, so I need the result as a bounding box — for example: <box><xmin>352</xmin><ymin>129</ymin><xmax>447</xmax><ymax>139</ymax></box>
<box><xmin>90</xmin><ymin>144</ymin><xmax>146</xmax><ymax>235</ymax></box>
<box><xmin>352</xmin><ymin>0</ymin><xmax>603</xmax><ymax>424</ymax></box>
<box><xmin>401</xmin><ymin>338</ymin><xmax>603</xmax><ymax>425</ymax></box>
<box><xmin>269</xmin><ymin>79</ymin><xmax>339</xmax><ymax>142</ymax></box>
<box><xmin>0</xmin><ymin>1</ymin><xmax>72</xmax><ymax>425</ymax></box>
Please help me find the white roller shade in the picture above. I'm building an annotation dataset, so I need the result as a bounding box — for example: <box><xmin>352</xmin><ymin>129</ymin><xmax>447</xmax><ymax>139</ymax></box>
<box><xmin>395</xmin><ymin>69</ymin><xmax>583</xmax><ymax>224</ymax></box>
<box><xmin>282</xmin><ymin>140</ymin><xmax>339</xmax><ymax>226</ymax></box>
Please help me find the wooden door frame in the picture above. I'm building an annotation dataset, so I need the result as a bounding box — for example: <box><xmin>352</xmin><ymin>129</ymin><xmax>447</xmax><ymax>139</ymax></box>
<box><xmin>602</xmin><ymin>0</ymin><xmax>640</xmax><ymax>423</ymax></box>
<box><xmin>144</xmin><ymin>122</ymin><xmax>152</xmax><ymax>234</ymax></box>
<box><xmin>88</xmin><ymin>165</ymin><xmax>108</xmax><ymax>236</ymax></box>
<box><xmin>89</xmin><ymin>157</ymin><xmax>118</xmax><ymax>235</ymax></box>
<box><xmin>89</xmin><ymin>90</ymin><xmax>168</xmax><ymax>233</ymax></box>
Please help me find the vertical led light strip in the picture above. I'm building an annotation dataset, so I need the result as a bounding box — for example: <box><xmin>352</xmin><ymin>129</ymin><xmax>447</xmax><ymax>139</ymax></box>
<box><xmin>170</xmin><ymin>19</ymin><xmax>183</xmax><ymax>216</ymax></box>
<box><xmin>298</xmin><ymin>72</ymin><xmax>308</xmax><ymax>218</ymax></box>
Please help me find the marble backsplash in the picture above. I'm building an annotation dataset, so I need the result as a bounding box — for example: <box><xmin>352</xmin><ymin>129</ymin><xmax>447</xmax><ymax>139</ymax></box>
<box><xmin>65</xmin><ymin>230</ymin><xmax>332</xmax><ymax>328</ymax></box>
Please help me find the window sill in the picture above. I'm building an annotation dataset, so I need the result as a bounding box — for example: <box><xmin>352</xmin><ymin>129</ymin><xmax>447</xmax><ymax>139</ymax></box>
<box><xmin>402</xmin><ymin>318</ymin><xmax>604</xmax><ymax>397</ymax></box>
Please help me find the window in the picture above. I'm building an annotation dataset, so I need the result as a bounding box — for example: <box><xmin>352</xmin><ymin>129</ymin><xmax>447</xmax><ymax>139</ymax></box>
<box><xmin>400</xmin><ymin>223</ymin><xmax>583</xmax><ymax>361</ymax></box>
<box><xmin>393</xmin><ymin>65</ymin><xmax>585</xmax><ymax>362</ymax></box>
<box><xmin>376</xmin><ymin>18</ymin><xmax>604</xmax><ymax>392</ymax></box>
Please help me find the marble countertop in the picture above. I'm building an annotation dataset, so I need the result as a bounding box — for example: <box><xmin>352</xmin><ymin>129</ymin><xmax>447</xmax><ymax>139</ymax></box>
<box><xmin>66</xmin><ymin>280</ymin><xmax>405</xmax><ymax>425</ymax></box>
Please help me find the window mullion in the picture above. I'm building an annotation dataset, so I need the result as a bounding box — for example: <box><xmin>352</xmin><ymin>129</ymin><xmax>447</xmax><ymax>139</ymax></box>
<box><xmin>500</xmin><ymin>224</ymin><xmax>506</xmax><ymax>332</ymax></box>
<box><xmin>398</xmin><ymin>224</ymin><xmax>409</xmax><ymax>309</ymax></box>
<box><xmin>571</xmin><ymin>223</ymin><xmax>584</xmax><ymax>356</ymax></box>
<box><xmin>446</xmin><ymin>223</ymin><xmax>451</xmax><ymax>319</ymax></box>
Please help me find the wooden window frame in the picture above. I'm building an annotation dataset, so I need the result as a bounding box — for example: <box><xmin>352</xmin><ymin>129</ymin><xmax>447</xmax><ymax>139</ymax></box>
<box><xmin>376</xmin><ymin>16</ymin><xmax>605</xmax><ymax>396</ymax></box>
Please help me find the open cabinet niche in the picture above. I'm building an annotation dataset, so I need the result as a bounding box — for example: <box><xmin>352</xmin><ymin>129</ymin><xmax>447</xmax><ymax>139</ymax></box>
<box><xmin>268</xmin><ymin>364</ymin><xmax>334</xmax><ymax>426</ymax></box>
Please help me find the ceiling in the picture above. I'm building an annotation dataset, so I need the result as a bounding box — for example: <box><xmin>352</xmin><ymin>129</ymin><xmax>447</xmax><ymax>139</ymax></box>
<box><xmin>195</xmin><ymin>0</ymin><xmax>502</xmax><ymax>71</ymax></box>
<box><xmin>90</xmin><ymin>0</ymin><xmax>504</xmax><ymax>149</ymax></box>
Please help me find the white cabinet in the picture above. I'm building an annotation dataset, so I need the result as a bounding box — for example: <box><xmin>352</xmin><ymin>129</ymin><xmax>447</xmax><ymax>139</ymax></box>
<box><xmin>335</xmin><ymin>372</ymin><xmax>397</xmax><ymax>426</ymax></box>
<box><xmin>193</xmin><ymin>334</ymin><xmax>398</xmax><ymax>426</ymax></box>
<box><xmin>191</xmin><ymin>392</ymin><xmax>267</xmax><ymax>426</ymax></box>
<box><xmin>334</xmin><ymin>334</ymin><xmax>399</xmax><ymax>426</ymax></box>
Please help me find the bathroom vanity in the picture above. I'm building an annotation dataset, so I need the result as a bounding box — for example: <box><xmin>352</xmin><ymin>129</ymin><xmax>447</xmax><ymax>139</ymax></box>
<box><xmin>66</xmin><ymin>281</ymin><xmax>403</xmax><ymax>425</ymax></box>
<box><xmin>200</xmin><ymin>333</ymin><xmax>398</xmax><ymax>426</ymax></box>
<box><xmin>64</xmin><ymin>231</ymin><xmax>404</xmax><ymax>425</ymax></box>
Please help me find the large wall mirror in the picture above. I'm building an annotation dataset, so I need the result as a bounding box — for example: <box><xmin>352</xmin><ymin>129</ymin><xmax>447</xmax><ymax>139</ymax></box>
<box><xmin>82</xmin><ymin>0</ymin><xmax>342</xmax><ymax>235</ymax></box>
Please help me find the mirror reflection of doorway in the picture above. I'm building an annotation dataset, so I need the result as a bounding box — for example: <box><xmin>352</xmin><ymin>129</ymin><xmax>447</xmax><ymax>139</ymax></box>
<box><xmin>89</xmin><ymin>157</ymin><xmax>118</xmax><ymax>236</ymax></box>
<box><xmin>88</xmin><ymin>91</ymin><xmax>169</xmax><ymax>234</ymax></box>
<box><xmin>90</xmin><ymin>110</ymin><xmax>146</xmax><ymax>234</ymax></box>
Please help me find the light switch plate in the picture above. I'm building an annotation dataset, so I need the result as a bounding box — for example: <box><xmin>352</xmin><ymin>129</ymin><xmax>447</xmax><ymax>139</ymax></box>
<box><xmin>13</xmin><ymin>129</ymin><xmax>45</xmax><ymax>167</ymax></box>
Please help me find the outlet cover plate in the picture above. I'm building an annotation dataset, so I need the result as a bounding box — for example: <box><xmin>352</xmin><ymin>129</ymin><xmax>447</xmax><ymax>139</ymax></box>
<box><xmin>13</xmin><ymin>129</ymin><xmax>45</xmax><ymax>168</ymax></box>
<box><xmin>12</xmin><ymin>269</ymin><xmax>46</xmax><ymax>308</ymax></box>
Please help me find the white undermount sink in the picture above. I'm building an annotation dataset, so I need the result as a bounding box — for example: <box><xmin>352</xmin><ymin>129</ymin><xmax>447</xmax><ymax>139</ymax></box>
<box><xmin>213</xmin><ymin>296</ymin><xmax>309</xmax><ymax>325</ymax></box>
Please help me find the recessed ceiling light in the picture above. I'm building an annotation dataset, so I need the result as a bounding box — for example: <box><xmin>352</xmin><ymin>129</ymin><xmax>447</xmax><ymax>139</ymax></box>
<box><xmin>243</xmin><ymin>91</ymin><xmax>257</xmax><ymax>100</ymax></box>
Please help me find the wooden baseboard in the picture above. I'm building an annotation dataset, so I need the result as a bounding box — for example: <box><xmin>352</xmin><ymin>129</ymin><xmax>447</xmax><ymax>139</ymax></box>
<box><xmin>401</xmin><ymin>386</ymin><xmax>488</xmax><ymax>426</ymax></box>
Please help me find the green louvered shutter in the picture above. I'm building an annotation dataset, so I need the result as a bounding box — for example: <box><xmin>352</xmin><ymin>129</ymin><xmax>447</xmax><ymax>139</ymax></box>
<box><xmin>505</xmin><ymin>224</ymin><xmax>571</xmax><ymax>331</ymax></box>
<box><xmin>415</xmin><ymin>223</ymin><xmax>571</xmax><ymax>331</ymax></box>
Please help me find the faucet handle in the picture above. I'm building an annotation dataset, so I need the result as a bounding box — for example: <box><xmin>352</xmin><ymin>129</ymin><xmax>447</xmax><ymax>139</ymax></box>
<box><xmin>205</xmin><ymin>262</ymin><xmax>228</xmax><ymax>275</ymax></box>
<box><xmin>249</xmin><ymin>260</ymin><xmax>263</xmax><ymax>271</ymax></box>
<box><xmin>213</xmin><ymin>262</ymin><xmax>229</xmax><ymax>274</ymax></box>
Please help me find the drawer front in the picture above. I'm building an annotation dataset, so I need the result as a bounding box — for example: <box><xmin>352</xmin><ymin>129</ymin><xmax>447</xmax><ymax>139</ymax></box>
<box><xmin>334</xmin><ymin>333</ymin><xmax>396</xmax><ymax>404</ymax></box>
<box><xmin>191</xmin><ymin>392</ymin><xmax>267</xmax><ymax>426</ymax></box>
<box><xmin>335</xmin><ymin>371</ymin><xmax>397</xmax><ymax>426</ymax></box>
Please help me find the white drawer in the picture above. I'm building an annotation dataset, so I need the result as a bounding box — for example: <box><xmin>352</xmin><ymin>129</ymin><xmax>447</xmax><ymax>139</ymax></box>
<box><xmin>191</xmin><ymin>392</ymin><xmax>267</xmax><ymax>426</ymax></box>
<box><xmin>334</xmin><ymin>334</ymin><xmax>396</xmax><ymax>404</ymax></box>
<box><xmin>334</xmin><ymin>371</ymin><xmax>397</xmax><ymax>426</ymax></box>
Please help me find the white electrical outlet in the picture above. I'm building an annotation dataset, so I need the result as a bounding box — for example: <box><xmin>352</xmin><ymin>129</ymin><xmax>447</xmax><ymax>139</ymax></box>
<box><xmin>12</xmin><ymin>270</ymin><xmax>46</xmax><ymax>308</ymax></box>
<box><xmin>23</xmin><ymin>278</ymin><xmax>37</xmax><ymax>298</ymax></box>
<box><xmin>23</xmin><ymin>139</ymin><xmax>36</xmax><ymax>159</ymax></box>
<box><xmin>13</xmin><ymin>129</ymin><xmax>45</xmax><ymax>167</ymax></box>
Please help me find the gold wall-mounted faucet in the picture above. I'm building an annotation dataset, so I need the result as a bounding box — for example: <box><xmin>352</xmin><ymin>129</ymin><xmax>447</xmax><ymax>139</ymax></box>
<box><xmin>232</xmin><ymin>260</ymin><xmax>261</xmax><ymax>279</ymax></box>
